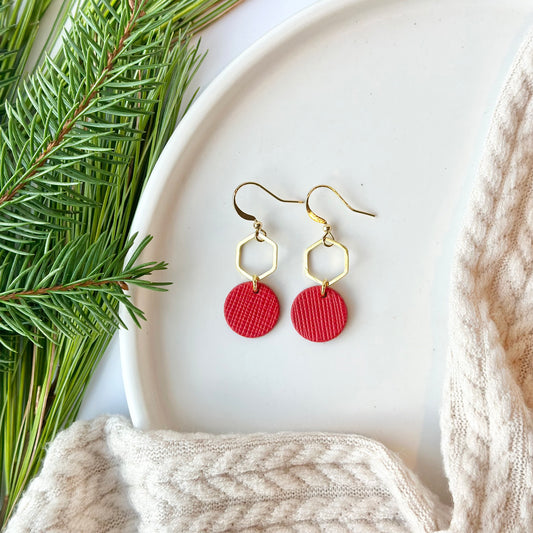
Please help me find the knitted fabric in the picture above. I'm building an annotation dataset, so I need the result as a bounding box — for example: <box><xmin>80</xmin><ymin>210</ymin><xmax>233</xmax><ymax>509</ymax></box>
<box><xmin>5</xmin><ymin>417</ymin><xmax>449</xmax><ymax>532</ymax></box>
<box><xmin>441</xmin><ymin>29</ymin><xmax>533</xmax><ymax>532</ymax></box>
<box><xmin>7</xmin><ymin>27</ymin><xmax>533</xmax><ymax>533</ymax></box>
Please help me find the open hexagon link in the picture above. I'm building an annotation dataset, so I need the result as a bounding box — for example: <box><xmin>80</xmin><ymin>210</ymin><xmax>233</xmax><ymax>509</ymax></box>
<box><xmin>236</xmin><ymin>232</ymin><xmax>278</xmax><ymax>281</ymax></box>
<box><xmin>304</xmin><ymin>237</ymin><xmax>349</xmax><ymax>286</ymax></box>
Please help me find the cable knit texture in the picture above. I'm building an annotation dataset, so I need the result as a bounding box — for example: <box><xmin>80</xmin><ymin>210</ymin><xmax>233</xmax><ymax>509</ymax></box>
<box><xmin>7</xmin><ymin>27</ymin><xmax>533</xmax><ymax>533</ymax></box>
<box><xmin>441</xmin><ymin>30</ymin><xmax>533</xmax><ymax>532</ymax></box>
<box><xmin>6</xmin><ymin>418</ymin><xmax>450</xmax><ymax>532</ymax></box>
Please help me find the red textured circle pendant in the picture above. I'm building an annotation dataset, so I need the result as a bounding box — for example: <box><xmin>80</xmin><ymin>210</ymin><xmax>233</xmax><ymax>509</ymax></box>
<box><xmin>291</xmin><ymin>285</ymin><xmax>348</xmax><ymax>342</ymax></box>
<box><xmin>224</xmin><ymin>281</ymin><xmax>280</xmax><ymax>338</ymax></box>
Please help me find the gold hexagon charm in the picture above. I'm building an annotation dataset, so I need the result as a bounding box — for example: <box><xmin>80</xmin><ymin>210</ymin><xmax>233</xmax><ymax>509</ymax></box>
<box><xmin>236</xmin><ymin>232</ymin><xmax>278</xmax><ymax>281</ymax></box>
<box><xmin>304</xmin><ymin>237</ymin><xmax>349</xmax><ymax>286</ymax></box>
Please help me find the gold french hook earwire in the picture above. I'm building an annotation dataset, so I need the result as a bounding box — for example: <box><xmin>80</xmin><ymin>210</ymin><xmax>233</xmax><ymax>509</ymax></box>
<box><xmin>304</xmin><ymin>185</ymin><xmax>375</xmax><ymax>297</ymax></box>
<box><xmin>305</xmin><ymin>184</ymin><xmax>376</xmax><ymax>247</ymax></box>
<box><xmin>234</xmin><ymin>181</ymin><xmax>304</xmax><ymax>242</ymax></box>
<box><xmin>233</xmin><ymin>181</ymin><xmax>303</xmax><ymax>292</ymax></box>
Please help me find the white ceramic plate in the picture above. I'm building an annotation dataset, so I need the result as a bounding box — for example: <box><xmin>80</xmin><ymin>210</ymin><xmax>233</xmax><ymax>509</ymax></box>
<box><xmin>120</xmin><ymin>0</ymin><xmax>533</xmax><ymax>501</ymax></box>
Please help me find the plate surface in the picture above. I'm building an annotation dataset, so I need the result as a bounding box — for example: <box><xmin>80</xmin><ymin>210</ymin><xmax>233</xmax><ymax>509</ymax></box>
<box><xmin>120</xmin><ymin>0</ymin><xmax>533</xmax><ymax>501</ymax></box>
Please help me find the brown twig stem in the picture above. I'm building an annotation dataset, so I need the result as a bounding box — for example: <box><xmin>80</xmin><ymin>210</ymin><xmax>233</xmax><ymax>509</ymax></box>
<box><xmin>0</xmin><ymin>279</ymin><xmax>129</xmax><ymax>301</ymax></box>
<box><xmin>0</xmin><ymin>1</ymin><xmax>146</xmax><ymax>207</ymax></box>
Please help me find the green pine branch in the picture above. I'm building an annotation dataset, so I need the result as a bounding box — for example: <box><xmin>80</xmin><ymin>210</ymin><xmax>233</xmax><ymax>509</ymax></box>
<box><xmin>0</xmin><ymin>234</ymin><xmax>167</xmax><ymax>353</ymax></box>
<box><xmin>0</xmin><ymin>0</ymin><xmax>177</xmax><ymax>246</ymax></box>
<box><xmin>0</xmin><ymin>0</ymin><xmax>245</xmax><ymax>525</ymax></box>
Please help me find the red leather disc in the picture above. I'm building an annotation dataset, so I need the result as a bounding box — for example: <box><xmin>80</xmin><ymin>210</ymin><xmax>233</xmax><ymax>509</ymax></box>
<box><xmin>224</xmin><ymin>281</ymin><xmax>280</xmax><ymax>338</ymax></box>
<box><xmin>291</xmin><ymin>286</ymin><xmax>348</xmax><ymax>342</ymax></box>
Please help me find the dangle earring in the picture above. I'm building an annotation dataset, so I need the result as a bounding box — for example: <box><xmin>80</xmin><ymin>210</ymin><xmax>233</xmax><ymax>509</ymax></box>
<box><xmin>291</xmin><ymin>185</ymin><xmax>375</xmax><ymax>342</ymax></box>
<box><xmin>224</xmin><ymin>182</ymin><xmax>303</xmax><ymax>338</ymax></box>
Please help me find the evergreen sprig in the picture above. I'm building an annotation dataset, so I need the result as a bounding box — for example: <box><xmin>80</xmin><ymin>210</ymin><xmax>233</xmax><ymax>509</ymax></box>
<box><xmin>0</xmin><ymin>234</ymin><xmax>167</xmax><ymax>352</ymax></box>
<box><xmin>0</xmin><ymin>0</ymin><xmax>243</xmax><ymax>524</ymax></box>
<box><xmin>0</xmin><ymin>0</ymin><xmax>180</xmax><ymax>246</ymax></box>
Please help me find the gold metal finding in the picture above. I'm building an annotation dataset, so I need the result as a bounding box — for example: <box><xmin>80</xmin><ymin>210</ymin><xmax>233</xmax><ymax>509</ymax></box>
<box><xmin>322</xmin><ymin>224</ymin><xmax>334</xmax><ymax>246</ymax></box>
<box><xmin>321</xmin><ymin>280</ymin><xmax>329</xmax><ymax>297</ymax></box>
<box><xmin>253</xmin><ymin>220</ymin><xmax>266</xmax><ymax>242</ymax></box>
<box><xmin>303</xmin><ymin>184</ymin><xmax>375</xmax><ymax>288</ymax></box>
<box><xmin>234</xmin><ymin>182</ymin><xmax>304</xmax><ymax>222</ymax></box>
<box><xmin>236</xmin><ymin>232</ymin><xmax>278</xmax><ymax>282</ymax></box>
<box><xmin>304</xmin><ymin>237</ymin><xmax>349</xmax><ymax>287</ymax></box>
<box><xmin>305</xmin><ymin>184</ymin><xmax>376</xmax><ymax>225</ymax></box>
<box><xmin>233</xmin><ymin>182</ymin><xmax>303</xmax><ymax>282</ymax></box>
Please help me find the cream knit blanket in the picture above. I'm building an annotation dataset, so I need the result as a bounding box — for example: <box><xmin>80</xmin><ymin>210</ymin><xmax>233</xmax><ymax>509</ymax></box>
<box><xmin>7</xmin><ymin>25</ymin><xmax>533</xmax><ymax>533</ymax></box>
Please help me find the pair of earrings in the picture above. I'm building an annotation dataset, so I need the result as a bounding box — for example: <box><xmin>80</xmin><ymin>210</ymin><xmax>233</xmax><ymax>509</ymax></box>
<box><xmin>223</xmin><ymin>182</ymin><xmax>375</xmax><ymax>342</ymax></box>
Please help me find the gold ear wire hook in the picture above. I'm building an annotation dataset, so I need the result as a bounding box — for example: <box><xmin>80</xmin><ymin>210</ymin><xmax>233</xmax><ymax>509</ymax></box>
<box><xmin>305</xmin><ymin>184</ymin><xmax>376</xmax><ymax>225</ymax></box>
<box><xmin>233</xmin><ymin>181</ymin><xmax>304</xmax><ymax>222</ymax></box>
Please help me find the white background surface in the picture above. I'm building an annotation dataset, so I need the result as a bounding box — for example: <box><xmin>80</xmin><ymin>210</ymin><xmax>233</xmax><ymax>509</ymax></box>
<box><xmin>78</xmin><ymin>0</ymin><xmax>321</xmax><ymax>419</ymax></box>
<box><xmin>78</xmin><ymin>0</ymin><xmax>533</xmax><ymax>505</ymax></box>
